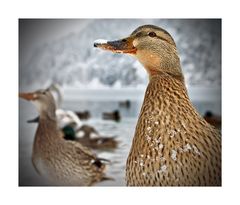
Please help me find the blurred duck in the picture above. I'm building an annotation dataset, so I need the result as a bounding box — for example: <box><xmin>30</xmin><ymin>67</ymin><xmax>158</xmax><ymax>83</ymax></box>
<box><xmin>19</xmin><ymin>88</ymin><xmax>109</xmax><ymax>186</ymax></box>
<box><xmin>95</xmin><ymin>25</ymin><xmax>221</xmax><ymax>186</ymax></box>
<box><xmin>102</xmin><ymin>110</ymin><xmax>121</xmax><ymax>122</ymax></box>
<box><xmin>63</xmin><ymin>125</ymin><xmax>119</xmax><ymax>150</ymax></box>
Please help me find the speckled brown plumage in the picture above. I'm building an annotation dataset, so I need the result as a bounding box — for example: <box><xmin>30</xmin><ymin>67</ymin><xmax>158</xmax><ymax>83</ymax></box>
<box><xmin>95</xmin><ymin>24</ymin><xmax>221</xmax><ymax>186</ymax></box>
<box><xmin>126</xmin><ymin>74</ymin><xmax>221</xmax><ymax>186</ymax></box>
<box><xmin>20</xmin><ymin>90</ymin><xmax>107</xmax><ymax>186</ymax></box>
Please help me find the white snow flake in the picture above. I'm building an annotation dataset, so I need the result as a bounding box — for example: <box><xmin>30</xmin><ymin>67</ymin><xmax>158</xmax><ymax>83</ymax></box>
<box><xmin>171</xmin><ymin>150</ymin><xmax>177</xmax><ymax>161</ymax></box>
<box><xmin>183</xmin><ymin>143</ymin><xmax>192</xmax><ymax>152</ymax></box>
<box><xmin>158</xmin><ymin>165</ymin><xmax>168</xmax><ymax>174</ymax></box>
<box><xmin>94</xmin><ymin>39</ymin><xmax>108</xmax><ymax>44</ymax></box>
<box><xmin>192</xmin><ymin>145</ymin><xmax>201</xmax><ymax>155</ymax></box>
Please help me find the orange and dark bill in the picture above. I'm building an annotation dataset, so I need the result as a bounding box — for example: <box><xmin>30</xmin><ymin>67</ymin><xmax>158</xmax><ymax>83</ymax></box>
<box><xmin>19</xmin><ymin>92</ymin><xmax>37</xmax><ymax>101</ymax></box>
<box><xmin>94</xmin><ymin>37</ymin><xmax>137</xmax><ymax>54</ymax></box>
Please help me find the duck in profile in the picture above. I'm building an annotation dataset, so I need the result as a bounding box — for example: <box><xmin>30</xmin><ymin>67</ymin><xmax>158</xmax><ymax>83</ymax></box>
<box><xmin>63</xmin><ymin>125</ymin><xmax>119</xmax><ymax>150</ymax></box>
<box><xmin>19</xmin><ymin>88</ymin><xmax>109</xmax><ymax>186</ymax></box>
<box><xmin>94</xmin><ymin>25</ymin><xmax>221</xmax><ymax>186</ymax></box>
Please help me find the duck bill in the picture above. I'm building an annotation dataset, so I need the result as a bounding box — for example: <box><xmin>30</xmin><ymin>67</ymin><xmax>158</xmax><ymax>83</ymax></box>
<box><xmin>19</xmin><ymin>92</ymin><xmax>37</xmax><ymax>101</ymax></box>
<box><xmin>27</xmin><ymin>116</ymin><xmax>40</xmax><ymax>123</ymax></box>
<box><xmin>94</xmin><ymin>37</ymin><xmax>137</xmax><ymax>54</ymax></box>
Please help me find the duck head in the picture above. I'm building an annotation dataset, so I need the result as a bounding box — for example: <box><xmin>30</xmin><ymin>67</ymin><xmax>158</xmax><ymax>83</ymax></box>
<box><xmin>19</xmin><ymin>88</ymin><xmax>56</xmax><ymax>119</ymax></box>
<box><xmin>94</xmin><ymin>25</ymin><xmax>183</xmax><ymax>79</ymax></box>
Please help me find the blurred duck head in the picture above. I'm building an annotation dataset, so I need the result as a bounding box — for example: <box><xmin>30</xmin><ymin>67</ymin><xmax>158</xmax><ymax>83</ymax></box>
<box><xmin>19</xmin><ymin>88</ymin><xmax>56</xmax><ymax>117</ymax></box>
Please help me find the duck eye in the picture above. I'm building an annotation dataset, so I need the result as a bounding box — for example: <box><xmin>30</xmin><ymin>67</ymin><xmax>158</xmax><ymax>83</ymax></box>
<box><xmin>148</xmin><ymin>32</ymin><xmax>156</xmax><ymax>37</ymax></box>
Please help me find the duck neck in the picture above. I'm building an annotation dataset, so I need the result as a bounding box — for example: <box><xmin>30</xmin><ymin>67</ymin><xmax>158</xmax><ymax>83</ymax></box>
<box><xmin>137</xmin><ymin>72</ymin><xmax>190</xmax><ymax>134</ymax></box>
<box><xmin>149</xmin><ymin>69</ymin><xmax>184</xmax><ymax>82</ymax></box>
<box><xmin>137</xmin><ymin>47</ymin><xmax>183</xmax><ymax>81</ymax></box>
<box><xmin>147</xmin><ymin>57</ymin><xmax>184</xmax><ymax>81</ymax></box>
<box><xmin>130</xmin><ymin>73</ymin><xmax>191</xmax><ymax>157</ymax></box>
<box><xmin>147</xmin><ymin>72</ymin><xmax>188</xmax><ymax>102</ymax></box>
<box><xmin>39</xmin><ymin>108</ymin><xmax>57</xmax><ymax>121</ymax></box>
<box><xmin>35</xmin><ymin>111</ymin><xmax>59</xmax><ymax>142</ymax></box>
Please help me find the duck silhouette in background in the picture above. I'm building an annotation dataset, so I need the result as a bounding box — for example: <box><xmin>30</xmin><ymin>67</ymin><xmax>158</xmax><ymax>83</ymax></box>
<box><xmin>102</xmin><ymin>110</ymin><xmax>121</xmax><ymax>122</ymax></box>
<box><xmin>19</xmin><ymin>88</ymin><xmax>110</xmax><ymax>186</ymax></box>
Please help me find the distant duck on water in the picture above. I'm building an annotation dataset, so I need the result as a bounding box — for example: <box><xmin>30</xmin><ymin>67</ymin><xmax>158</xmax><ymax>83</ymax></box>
<box><xmin>102</xmin><ymin>110</ymin><xmax>121</xmax><ymax>122</ymax></box>
<box><xmin>19</xmin><ymin>88</ymin><xmax>109</xmax><ymax>186</ymax></box>
<box><xmin>63</xmin><ymin>125</ymin><xmax>119</xmax><ymax>150</ymax></box>
<box><xmin>94</xmin><ymin>25</ymin><xmax>221</xmax><ymax>186</ymax></box>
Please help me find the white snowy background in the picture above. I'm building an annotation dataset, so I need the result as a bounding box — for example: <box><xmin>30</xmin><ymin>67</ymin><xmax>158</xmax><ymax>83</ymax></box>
<box><xmin>19</xmin><ymin>19</ymin><xmax>221</xmax><ymax>186</ymax></box>
<box><xmin>19</xmin><ymin>19</ymin><xmax>221</xmax><ymax>90</ymax></box>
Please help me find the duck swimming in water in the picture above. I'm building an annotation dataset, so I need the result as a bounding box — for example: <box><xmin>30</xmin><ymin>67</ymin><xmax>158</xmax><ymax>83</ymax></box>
<box><xmin>63</xmin><ymin>125</ymin><xmax>118</xmax><ymax>150</ymax></box>
<box><xmin>76</xmin><ymin>125</ymin><xmax>118</xmax><ymax>150</ymax></box>
<box><xmin>19</xmin><ymin>88</ymin><xmax>109</xmax><ymax>186</ymax></box>
<box><xmin>102</xmin><ymin>110</ymin><xmax>121</xmax><ymax>122</ymax></box>
<box><xmin>94</xmin><ymin>25</ymin><xmax>221</xmax><ymax>186</ymax></box>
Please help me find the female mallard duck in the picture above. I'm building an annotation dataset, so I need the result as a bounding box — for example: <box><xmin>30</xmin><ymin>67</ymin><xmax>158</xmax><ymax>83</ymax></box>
<box><xmin>63</xmin><ymin>125</ymin><xmax>118</xmax><ymax>150</ymax></box>
<box><xmin>19</xmin><ymin>88</ymin><xmax>109</xmax><ymax>186</ymax></box>
<box><xmin>94</xmin><ymin>25</ymin><xmax>221</xmax><ymax>186</ymax></box>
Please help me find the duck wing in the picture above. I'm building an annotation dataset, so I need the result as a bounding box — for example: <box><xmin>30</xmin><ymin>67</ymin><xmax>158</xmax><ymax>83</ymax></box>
<box><xmin>74</xmin><ymin>141</ymin><xmax>109</xmax><ymax>159</ymax></box>
<box><xmin>73</xmin><ymin>145</ymin><xmax>109</xmax><ymax>170</ymax></box>
<box><xmin>73</xmin><ymin>142</ymin><xmax>96</xmax><ymax>159</ymax></box>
